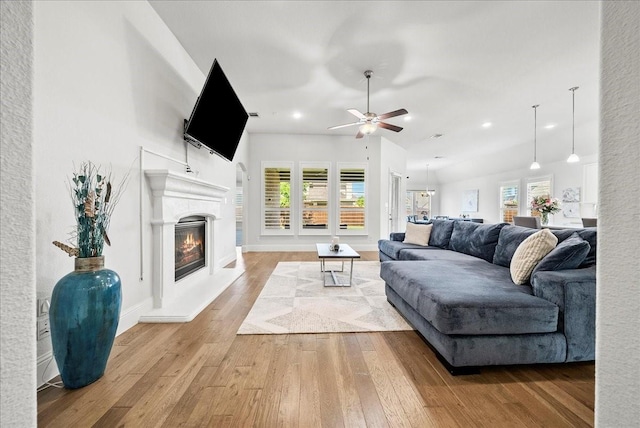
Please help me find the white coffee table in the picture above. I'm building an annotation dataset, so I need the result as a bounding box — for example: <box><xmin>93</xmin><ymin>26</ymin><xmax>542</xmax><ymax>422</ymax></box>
<box><xmin>315</xmin><ymin>243</ymin><xmax>361</xmax><ymax>287</ymax></box>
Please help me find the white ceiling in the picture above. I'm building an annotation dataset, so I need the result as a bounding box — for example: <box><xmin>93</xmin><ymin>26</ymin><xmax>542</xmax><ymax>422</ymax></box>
<box><xmin>149</xmin><ymin>1</ymin><xmax>601</xmax><ymax>184</ymax></box>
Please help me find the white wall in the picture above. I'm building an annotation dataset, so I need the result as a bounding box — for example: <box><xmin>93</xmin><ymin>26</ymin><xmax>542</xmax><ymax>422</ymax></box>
<box><xmin>245</xmin><ymin>133</ymin><xmax>389</xmax><ymax>251</ymax></box>
<box><xmin>0</xmin><ymin>1</ymin><xmax>37</xmax><ymax>425</ymax></box>
<box><xmin>596</xmin><ymin>2</ymin><xmax>640</xmax><ymax>426</ymax></box>
<box><xmin>437</xmin><ymin>154</ymin><xmax>598</xmax><ymax>224</ymax></box>
<box><xmin>32</xmin><ymin>1</ymin><xmax>244</xmax><ymax>385</ymax></box>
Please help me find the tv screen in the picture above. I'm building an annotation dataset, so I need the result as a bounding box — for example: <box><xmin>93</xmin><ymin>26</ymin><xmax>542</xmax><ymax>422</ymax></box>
<box><xmin>184</xmin><ymin>59</ymin><xmax>248</xmax><ymax>162</ymax></box>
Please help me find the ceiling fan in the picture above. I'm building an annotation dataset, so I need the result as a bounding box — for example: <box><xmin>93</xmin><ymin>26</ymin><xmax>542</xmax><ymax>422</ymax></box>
<box><xmin>328</xmin><ymin>70</ymin><xmax>408</xmax><ymax>139</ymax></box>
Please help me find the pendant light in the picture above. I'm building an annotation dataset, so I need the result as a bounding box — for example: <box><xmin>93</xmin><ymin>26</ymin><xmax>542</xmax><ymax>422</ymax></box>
<box><xmin>426</xmin><ymin>163</ymin><xmax>435</xmax><ymax>196</ymax></box>
<box><xmin>567</xmin><ymin>86</ymin><xmax>580</xmax><ymax>163</ymax></box>
<box><xmin>530</xmin><ymin>104</ymin><xmax>541</xmax><ymax>170</ymax></box>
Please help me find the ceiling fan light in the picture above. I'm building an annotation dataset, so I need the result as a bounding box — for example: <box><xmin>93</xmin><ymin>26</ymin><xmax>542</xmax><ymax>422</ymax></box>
<box><xmin>359</xmin><ymin>123</ymin><xmax>377</xmax><ymax>135</ymax></box>
<box><xmin>530</xmin><ymin>161</ymin><xmax>541</xmax><ymax>170</ymax></box>
<box><xmin>567</xmin><ymin>153</ymin><xmax>580</xmax><ymax>163</ymax></box>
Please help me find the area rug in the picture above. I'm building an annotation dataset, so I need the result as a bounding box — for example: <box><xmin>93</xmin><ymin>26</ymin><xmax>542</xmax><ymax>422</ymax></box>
<box><xmin>236</xmin><ymin>261</ymin><xmax>413</xmax><ymax>334</ymax></box>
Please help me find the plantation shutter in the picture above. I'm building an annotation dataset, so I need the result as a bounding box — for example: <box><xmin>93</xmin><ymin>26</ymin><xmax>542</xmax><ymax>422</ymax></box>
<box><xmin>301</xmin><ymin>167</ymin><xmax>329</xmax><ymax>231</ymax></box>
<box><xmin>339</xmin><ymin>167</ymin><xmax>366</xmax><ymax>231</ymax></box>
<box><xmin>499</xmin><ymin>182</ymin><xmax>519</xmax><ymax>223</ymax></box>
<box><xmin>263</xmin><ymin>166</ymin><xmax>291</xmax><ymax>231</ymax></box>
<box><xmin>526</xmin><ymin>179</ymin><xmax>552</xmax><ymax>215</ymax></box>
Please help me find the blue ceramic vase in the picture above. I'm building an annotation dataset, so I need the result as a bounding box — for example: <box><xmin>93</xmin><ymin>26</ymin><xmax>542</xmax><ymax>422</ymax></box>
<box><xmin>49</xmin><ymin>256</ymin><xmax>121</xmax><ymax>389</ymax></box>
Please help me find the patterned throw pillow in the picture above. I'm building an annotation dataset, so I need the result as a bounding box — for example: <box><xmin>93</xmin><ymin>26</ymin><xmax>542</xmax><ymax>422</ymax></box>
<box><xmin>510</xmin><ymin>229</ymin><xmax>558</xmax><ymax>285</ymax></box>
<box><xmin>403</xmin><ymin>222</ymin><xmax>433</xmax><ymax>246</ymax></box>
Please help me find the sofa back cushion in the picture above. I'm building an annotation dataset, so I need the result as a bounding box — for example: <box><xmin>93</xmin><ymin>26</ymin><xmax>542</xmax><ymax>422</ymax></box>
<box><xmin>551</xmin><ymin>228</ymin><xmax>597</xmax><ymax>267</ymax></box>
<box><xmin>448</xmin><ymin>221</ymin><xmax>507</xmax><ymax>262</ymax></box>
<box><xmin>427</xmin><ymin>219</ymin><xmax>455</xmax><ymax>248</ymax></box>
<box><xmin>493</xmin><ymin>225</ymin><xmax>539</xmax><ymax>267</ymax></box>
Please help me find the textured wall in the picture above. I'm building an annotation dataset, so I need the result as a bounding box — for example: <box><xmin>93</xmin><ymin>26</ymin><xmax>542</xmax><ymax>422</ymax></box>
<box><xmin>596</xmin><ymin>1</ymin><xmax>640</xmax><ymax>426</ymax></box>
<box><xmin>0</xmin><ymin>1</ymin><xmax>37</xmax><ymax>426</ymax></box>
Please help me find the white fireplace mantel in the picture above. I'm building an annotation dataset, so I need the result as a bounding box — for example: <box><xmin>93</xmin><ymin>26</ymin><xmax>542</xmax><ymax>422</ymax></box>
<box><xmin>140</xmin><ymin>169</ymin><xmax>243</xmax><ymax>323</ymax></box>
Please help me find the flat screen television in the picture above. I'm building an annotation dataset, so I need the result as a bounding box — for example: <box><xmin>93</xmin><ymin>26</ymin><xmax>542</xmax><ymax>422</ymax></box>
<box><xmin>184</xmin><ymin>59</ymin><xmax>248</xmax><ymax>162</ymax></box>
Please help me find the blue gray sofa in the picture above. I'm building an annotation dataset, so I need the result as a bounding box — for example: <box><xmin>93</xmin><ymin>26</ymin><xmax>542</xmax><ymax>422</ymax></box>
<box><xmin>378</xmin><ymin>220</ymin><xmax>596</xmax><ymax>372</ymax></box>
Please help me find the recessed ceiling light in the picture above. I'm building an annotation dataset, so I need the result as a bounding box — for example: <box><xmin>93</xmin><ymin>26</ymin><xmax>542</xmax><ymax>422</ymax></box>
<box><xmin>544</xmin><ymin>123</ymin><xmax>556</xmax><ymax>129</ymax></box>
<box><xmin>292</xmin><ymin>111</ymin><xmax>302</xmax><ymax>119</ymax></box>
<box><xmin>482</xmin><ymin>122</ymin><xmax>492</xmax><ymax>128</ymax></box>
<box><xmin>430</xmin><ymin>134</ymin><xmax>444</xmax><ymax>139</ymax></box>
<box><xmin>404</xmin><ymin>116</ymin><xmax>412</xmax><ymax>122</ymax></box>
<box><xmin>434</xmin><ymin>156</ymin><xmax>444</xmax><ymax>159</ymax></box>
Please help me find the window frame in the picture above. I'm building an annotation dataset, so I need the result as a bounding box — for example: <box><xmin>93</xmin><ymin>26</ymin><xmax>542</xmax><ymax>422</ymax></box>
<box><xmin>298</xmin><ymin>161</ymin><xmax>332</xmax><ymax>236</ymax></box>
<box><xmin>335</xmin><ymin>162</ymin><xmax>368</xmax><ymax>236</ymax></box>
<box><xmin>261</xmin><ymin>161</ymin><xmax>295</xmax><ymax>235</ymax></box>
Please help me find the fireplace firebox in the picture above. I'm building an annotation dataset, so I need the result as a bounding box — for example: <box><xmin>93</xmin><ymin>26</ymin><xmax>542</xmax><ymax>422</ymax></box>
<box><xmin>175</xmin><ymin>216</ymin><xmax>206</xmax><ymax>281</ymax></box>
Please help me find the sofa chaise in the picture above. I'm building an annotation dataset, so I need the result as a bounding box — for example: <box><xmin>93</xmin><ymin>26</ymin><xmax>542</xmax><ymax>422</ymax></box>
<box><xmin>378</xmin><ymin>219</ymin><xmax>597</xmax><ymax>373</ymax></box>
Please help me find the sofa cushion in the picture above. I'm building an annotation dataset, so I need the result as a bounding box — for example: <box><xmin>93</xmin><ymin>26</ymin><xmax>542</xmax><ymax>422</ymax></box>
<box><xmin>380</xmin><ymin>260</ymin><xmax>559</xmax><ymax>335</ymax></box>
<box><xmin>551</xmin><ymin>228</ymin><xmax>597</xmax><ymax>267</ymax></box>
<box><xmin>449</xmin><ymin>221</ymin><xmax>507</xmax><ymax>262</ymax></box>
<box><xmin>398</xmin><ymin>248</ymin><xmax>483</xmax><ymax>262</ymax></box>
<box><xmin>533</xmin><ymin>232</ymin><xmax>590</xmax><ymax>275</ymax></box>
<box><xmin>403</xmin><ymin>222</ymin><xmax>432</xmax><ymax>246</ymax></box>
<box><xmin>510</xmin><ymin>229</ymin><xmax>558</xmax><ymax>285</ymax></box>
<box><xmin>378</xmin><ymin>239</ymin><xmax>432</xmax><ymax>260</ymax></box>
<box><xmin>428</xmin><ymin>219</ymin><xmax>455</xmax><ymax>249</ymax></box>
<box><xmin>493</xmin><ymin>225</ymin><xmax>539</xmax><ymax>267</ymax></box>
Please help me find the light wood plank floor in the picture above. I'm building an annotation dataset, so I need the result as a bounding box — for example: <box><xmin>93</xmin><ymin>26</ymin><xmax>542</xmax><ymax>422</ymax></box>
<box><xmin>38</xmin><ymin>251</ymin><xmax>595</xmax><ymax>427</ymax></box>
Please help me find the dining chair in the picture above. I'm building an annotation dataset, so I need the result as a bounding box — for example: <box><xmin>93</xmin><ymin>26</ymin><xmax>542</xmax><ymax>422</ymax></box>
<box><xmin>513</xmin><ymin>216</ymin><xmax>542</xmax><ymax>229</ymax></box>
<box><xmin>582</xmin><ymin>217</ymin><xmax>597</xmax><ymax>227</ymax></box>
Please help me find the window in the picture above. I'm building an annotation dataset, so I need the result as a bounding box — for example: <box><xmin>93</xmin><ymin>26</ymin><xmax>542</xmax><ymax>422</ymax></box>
<box><xmin>300</xmin><ymin>163</ymin><xmax>330</xmax><ymax>234</ymax></box>
<box><xmin>499</xmin><ymin>181</ymin><xmax>519</xmax><ymax>223</ymax></box>
<box><xmin>526</xmin><ymin>176</ymin><xmax>552</xmax><ymax>215</ymax></box>
<box><xmin>337</xmin><ymin>164</ymin><xmax>367</xmax><ymax>234</ymax></box>
<box><xmin>262</xmin><ymin>162</ymin><xmax>293</xmax><ymax>234</ymax></box>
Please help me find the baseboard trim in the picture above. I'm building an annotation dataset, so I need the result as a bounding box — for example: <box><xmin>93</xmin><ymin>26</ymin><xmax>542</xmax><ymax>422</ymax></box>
<box><xmin>116</xmin><ymin>297</ymin><xmax>154</xmax><ymax>336</ymax></box>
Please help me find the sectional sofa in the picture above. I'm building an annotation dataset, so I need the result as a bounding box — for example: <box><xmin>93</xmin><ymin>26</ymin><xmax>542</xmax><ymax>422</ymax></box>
<box><xmin>378</xmin><ymin>219</ymin><xmax>597</xmax><ymax>373</ymax></box>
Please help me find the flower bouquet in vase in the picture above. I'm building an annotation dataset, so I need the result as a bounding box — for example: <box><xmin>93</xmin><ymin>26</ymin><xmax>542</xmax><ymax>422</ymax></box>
<box><xmin>50</xmin><ymin>162</ymin><xmax>128</xmax><ymax>388</ymax></box>
<box><xmin>530</xmin><ymin>195</ymin><xmax>561</xmax><ymax>226</ymax></box>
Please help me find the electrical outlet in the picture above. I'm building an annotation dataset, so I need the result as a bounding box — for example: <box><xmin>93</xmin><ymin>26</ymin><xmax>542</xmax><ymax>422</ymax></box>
<box><xmin>37</xmin><ymin>318</ymin><xmax>50</xmax><ymax>340</ymax></box>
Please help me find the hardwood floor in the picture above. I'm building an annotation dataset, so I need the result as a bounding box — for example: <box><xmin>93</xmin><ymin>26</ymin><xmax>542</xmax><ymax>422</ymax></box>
<box><xmin>37</xmin><ymin>251</ymin><xmax>595</xmax><ymax>427</ymax></box>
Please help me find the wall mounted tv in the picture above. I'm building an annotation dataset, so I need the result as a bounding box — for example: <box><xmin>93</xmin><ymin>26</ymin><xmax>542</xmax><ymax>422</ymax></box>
<box><xmin>184</xmin><ymin>59</ymin><xmax>248</xmax><ymax>162</ymax></box>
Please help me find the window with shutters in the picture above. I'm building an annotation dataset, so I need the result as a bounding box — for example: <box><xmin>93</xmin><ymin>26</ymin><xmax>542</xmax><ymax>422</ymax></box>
<box><xmin>337</xmin><ymin>163</ymin><xmax>367</xmax><ymax>234</ymax></box>
<box><xmin>300</xmin><ymin>163</ymin><xmax>330</xmax><ymax>234</ymax></box>
<box><xmin>262</xmin><ymin>162</ymin><xmax>294</xmax><ymax>234</ymax></box>
<box><xmin>499</xmin><ymin>181</ymin><xmax>519</xmax><ymax>223</ymax></box>
<box><xmin>526</xmin><ymin>176</ymin><xmax>553</xmax><ymax>215</ymax></box>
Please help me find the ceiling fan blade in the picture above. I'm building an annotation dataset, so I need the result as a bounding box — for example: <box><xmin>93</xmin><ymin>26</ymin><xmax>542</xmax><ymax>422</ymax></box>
<box><xmin>378</xmin><ymin>122</ymin><xmax>403</xmax><ymax>132</ymax></box>
<box><xmin>347</xmin><ymin>109</ymin><xmax>366</xmax><ymax>119</ymax></box>
<box><xmin>355</xmin><ymin>130</ymin><xmax>365</xmax><ymax>139</ymax></box>
<box><xmin>328</xmin><ymin>122</ymin><xmax>361</xmax><ymax>130</ymax></box>
<box><xmin>377</xmin><ymin>108</ymin><xmax>408</xmax><ymax>120</ymax></box>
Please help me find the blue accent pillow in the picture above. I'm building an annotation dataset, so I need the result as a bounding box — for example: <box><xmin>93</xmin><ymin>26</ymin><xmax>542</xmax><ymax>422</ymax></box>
<box><xmin>532</xmin><ymin>232</ymin><xmax>590</xmax><ymax>276</ymax></box>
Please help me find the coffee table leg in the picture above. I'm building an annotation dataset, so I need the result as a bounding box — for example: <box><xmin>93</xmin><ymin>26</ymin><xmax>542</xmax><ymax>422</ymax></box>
<box><xmin>349</xmin><ymin>258</ymin><xmax>354</xmax><ymax>286</ymax></box>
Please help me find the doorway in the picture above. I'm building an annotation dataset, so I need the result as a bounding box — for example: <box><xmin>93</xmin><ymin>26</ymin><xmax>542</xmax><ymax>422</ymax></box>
<box><xmin>389</xmin><ymin>173</ymin><xmax>402</xmax><ymax>233</ymax></box>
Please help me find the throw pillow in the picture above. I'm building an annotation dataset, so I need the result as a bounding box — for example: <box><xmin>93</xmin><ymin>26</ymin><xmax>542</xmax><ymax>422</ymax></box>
<box><xmin>403</xmin><ymin>222</ymin><xmax>432</xmax><ymax>246</ymax></box>
<box><xmin>532</xmin><ymin>232</ymin><xmax>590</xmax><ymax>276</ymax></box>
<box><xmin>510</xmin><ymin>229</ymin><xmax>558</xmax><ymax>285</ymax></box>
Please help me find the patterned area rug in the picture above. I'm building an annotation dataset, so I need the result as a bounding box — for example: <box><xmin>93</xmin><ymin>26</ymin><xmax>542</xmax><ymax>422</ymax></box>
<box><xmin>237</xmin><ymin>261</ymin><xmax>413</xmax><ymax>334</ymax></box>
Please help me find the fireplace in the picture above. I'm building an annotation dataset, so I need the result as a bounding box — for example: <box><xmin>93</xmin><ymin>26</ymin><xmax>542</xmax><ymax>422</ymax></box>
<box><xmin>175</xmin><ymin>216</ymin><xmax>206</xmax><ymax>281</ymax></box>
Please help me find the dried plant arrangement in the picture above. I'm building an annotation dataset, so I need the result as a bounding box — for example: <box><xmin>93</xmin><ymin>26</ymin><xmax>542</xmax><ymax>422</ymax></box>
<box><xmin>53</xmin><ymin>162</ymin><xmax>129</xmax><ymax>258</ymax></box>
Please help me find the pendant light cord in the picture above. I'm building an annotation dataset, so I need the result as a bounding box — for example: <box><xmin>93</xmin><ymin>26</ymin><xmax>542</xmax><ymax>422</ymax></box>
<box><xmin>570</xmin><ymin>87</ymin><xmax>579</xmax><ymax>154</ymax></box>
<box><xmin>533</xmin><ymin>104</ymin><xmax>539</xmax><ymax>161</ymax></box>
